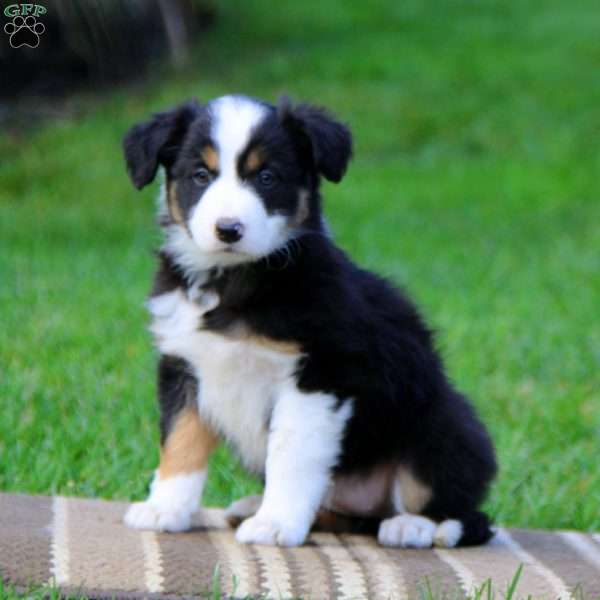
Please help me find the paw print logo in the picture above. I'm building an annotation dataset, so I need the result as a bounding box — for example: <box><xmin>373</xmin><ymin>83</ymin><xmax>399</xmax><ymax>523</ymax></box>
<box><xmin>4</xmin><ymin>15</ymin><xmax>45</xmax><ymax>48</ymax></box>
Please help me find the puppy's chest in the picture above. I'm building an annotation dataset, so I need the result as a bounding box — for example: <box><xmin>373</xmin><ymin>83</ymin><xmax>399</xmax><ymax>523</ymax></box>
<box><xmin>148</xmin><ymin>286</ymin><xmax>300</xmax><ymax>472</ymax></box>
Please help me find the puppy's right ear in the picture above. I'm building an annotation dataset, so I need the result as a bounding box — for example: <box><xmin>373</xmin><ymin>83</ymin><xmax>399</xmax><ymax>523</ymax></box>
<box><xmin>123</xmin><ymin>101</ymin><xmax>199</xmax><ymax>189</ymax></box>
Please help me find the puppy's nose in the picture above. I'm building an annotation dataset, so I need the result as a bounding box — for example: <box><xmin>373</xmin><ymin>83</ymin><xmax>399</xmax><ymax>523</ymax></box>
<box><xmin>215</xmin><ymin>218</ymin><xmax>244</xmax><ymax>244</ymax></box>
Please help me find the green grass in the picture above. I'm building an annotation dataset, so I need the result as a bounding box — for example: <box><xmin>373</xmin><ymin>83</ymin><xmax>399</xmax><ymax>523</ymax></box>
<box><xmin>1</xmin><ymin>0</ymin><xmax>599</xmax><ymax>535</ymax></box>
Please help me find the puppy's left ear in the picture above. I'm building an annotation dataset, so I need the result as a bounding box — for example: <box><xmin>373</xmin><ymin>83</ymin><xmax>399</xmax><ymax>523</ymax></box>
<box><xmin>278</xmin><ymin>97</ymin><xmax>353</xmax><ymax>183</ymax></box>
<box><xmin>123</xmin><ymin>100</ymin><xmax>200</xmax><ymax>189</ymax></box>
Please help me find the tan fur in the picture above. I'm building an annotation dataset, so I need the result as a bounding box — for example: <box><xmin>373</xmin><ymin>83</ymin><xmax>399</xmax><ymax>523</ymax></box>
<box><xmin>158</xmin><ymin>406</ymin><xmax>219</xmax><ymax>478</ymax></box>
<box><xmin>244</xmin><ymin>147</ymin><xmax>265</xmax><ymax>173</ymax></box>
<box><xmin>314</xmin><ymin>509</ymin><xmax>361</xmax><ymax>533</ymax></box>
<box><xmin>396</xmin><ymin>466</ymin><xmax>432</xmax><ymax>513</ymax></box>
<box><xmin>323</xmin><ymin>464</ymin><xmax>432</xmax><ymax>525</ymax></box>
<box><xmin>249</xmin><ymin>335</ymin><xmax>301</xmax><ymax>355</ymax></box>
<box><xmin>201</xmin><ymin>145</ymin><xmax>219</xmax><ymax>171</ymax></box>
<box><xmin>167</xmin><ymin>181</ymin><xmax>185</xmax><ymax>226</ymax></box>
<box><xmin>325</xmin><ymin>465</ymin><xmax>395</xmax><ymax>517</ymax></box>
<box><xmin>293</xmin><ymin>189</ymin><xmax>310</xmax><ymax>225</ymax></box>
<box><xmin>221</xmin><ymin>321</ymin><xmax>301</xmax><ymax>355</ymax></box>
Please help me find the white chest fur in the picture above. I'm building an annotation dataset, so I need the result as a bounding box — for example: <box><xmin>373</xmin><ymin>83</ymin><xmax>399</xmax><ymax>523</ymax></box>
<box><xmin>147</xmin><ymin>288</ymin><xmax>300</xmax><ymax>473</ymax></box>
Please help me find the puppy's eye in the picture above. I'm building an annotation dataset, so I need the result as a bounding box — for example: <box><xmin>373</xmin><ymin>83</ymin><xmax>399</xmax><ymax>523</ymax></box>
<box><xmin>257</xmin><ymin>169</ymin><xmax>276</xmax><ymax>188</ymax></box>
<box><xmin>193</xmin><ymin>167</ymin><xmax>212</xmax><ymax>187</ymax></box>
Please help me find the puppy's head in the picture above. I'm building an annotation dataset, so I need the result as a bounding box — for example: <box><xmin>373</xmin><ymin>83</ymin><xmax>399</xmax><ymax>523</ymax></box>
<box><xmin>123</xmin><ymin>95</ymin><xmax>352</xmax><ymax>269</ymax></box>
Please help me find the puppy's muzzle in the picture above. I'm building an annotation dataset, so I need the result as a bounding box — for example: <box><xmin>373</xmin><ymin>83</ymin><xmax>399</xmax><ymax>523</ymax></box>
<box><xmin>215</xmin><ymin>218</ymin><xmax>244</xmax><ymax>244</ymax></box>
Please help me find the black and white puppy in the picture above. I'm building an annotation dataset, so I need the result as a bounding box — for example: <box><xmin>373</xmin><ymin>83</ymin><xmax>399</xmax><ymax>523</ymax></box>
<box><xmin>122</xmin><ymin>95</ymin><xmax>497</xmax><ymax>548</ymax></box>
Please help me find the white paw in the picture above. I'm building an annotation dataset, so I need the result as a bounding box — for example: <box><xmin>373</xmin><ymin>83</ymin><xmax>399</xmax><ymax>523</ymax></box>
<box><xmin>124</xmin><ymin>501</ymin><xmax>192</xmax><ymax>533</ymax></box>
<box><xmin>378</xmin><ymin>514</ymin><xmax>437</xmax><ymax>548</ymax></box>
<box><xmin>235</xmin><ymin>514</ymin><xmax>308</xmax><ymax>547</ymax></box>
<box><xmin>225</xmin><ymin>494</ymin><xmax>263</xmax><ymax>527</ymax></box>
<box><xmin>434</xmin><ymin>519</ymin><xmax>463</xmax><ymax>548</ymax></box>
<box><xmin>148</xmin><ymin>290</ymin><xmax>204</xmax><ymax>341</ymax></box>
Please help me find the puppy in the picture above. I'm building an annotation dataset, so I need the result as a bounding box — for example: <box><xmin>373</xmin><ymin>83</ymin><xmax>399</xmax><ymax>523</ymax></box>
<box><xmin>122</xmin><ymin>95</ymin><xmax>497</xmax><ymax>548</ymax></box>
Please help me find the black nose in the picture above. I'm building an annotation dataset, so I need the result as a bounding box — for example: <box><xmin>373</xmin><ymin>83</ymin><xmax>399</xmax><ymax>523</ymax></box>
<box><xmin>215</xmin><ymin>218</ymin><xmax>244</xmax><ymax>244</ymax></box>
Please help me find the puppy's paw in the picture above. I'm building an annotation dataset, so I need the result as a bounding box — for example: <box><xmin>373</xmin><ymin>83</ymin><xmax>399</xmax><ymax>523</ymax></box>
<box><xmin>235</xmin><ymin>514</ymin><xmax>308</xmax><ymax>547</ymax></box>
<box><xmin>377</xmin><ymin>514</ymin><xmax>436</xmax><ymax>548</ymax></box>
<box><xmin>434</xmin><ymin>519</ymin><xmax>463</xmax><ymax>548</ymax></box>
<box><xmin>225</xmin><ymin>494</ymin><xmax>263</xmax><ymax>527</ymax></box>
<box><xmin>148</xmin><ymin>289</ymin><xmax>204</xmax><ymax>341</ymax></box>
<box><xmin>124</xmin><ymin>501</ymin><xmax>192</xmax><ymax>533</ymax></box>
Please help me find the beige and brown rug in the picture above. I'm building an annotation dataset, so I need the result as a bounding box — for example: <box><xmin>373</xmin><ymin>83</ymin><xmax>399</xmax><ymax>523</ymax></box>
<box><xmin>1</xmin><ymin>493</ymin><xmax>599</xmax><ymax>599</ymax></box>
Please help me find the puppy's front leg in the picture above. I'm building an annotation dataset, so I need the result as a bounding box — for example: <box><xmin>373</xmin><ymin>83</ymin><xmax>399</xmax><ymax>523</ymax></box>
<box><xmin>125</xmin><ymin>356</ymin><xmax>218</xmax><ymax>532</ymax></box>
<box><xmin>236</xmin><ymin>384</ymin><xmax>352</xmax><ymax>546</ymax></box>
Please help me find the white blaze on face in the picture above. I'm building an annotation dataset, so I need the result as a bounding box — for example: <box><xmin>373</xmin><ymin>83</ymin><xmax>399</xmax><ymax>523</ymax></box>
<box><xmin>187</xmin><ymin>96</ymin><xmax>288</xmax><ymax>263</ymax></box>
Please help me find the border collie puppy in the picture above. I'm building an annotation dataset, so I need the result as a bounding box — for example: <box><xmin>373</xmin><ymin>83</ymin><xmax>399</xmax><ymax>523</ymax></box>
<box><xmin>122</xmin><ymin>95</ymin><xmax>497</xmax><ymax>548</ymax></box>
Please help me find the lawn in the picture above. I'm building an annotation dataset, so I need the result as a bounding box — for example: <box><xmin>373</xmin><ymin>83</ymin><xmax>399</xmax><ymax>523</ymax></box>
<box><xmin>1</xmin><ymin>0</ymin><xmax>599</xmax><ymax>536</ymax></box>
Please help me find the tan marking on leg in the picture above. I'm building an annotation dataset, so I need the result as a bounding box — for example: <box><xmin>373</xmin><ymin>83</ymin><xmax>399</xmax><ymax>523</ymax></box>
<box><xmin>394</xmin><ymin>465</ymin><xmax>432</xmax><ymax>514</ymax></box>
<box><xmin>201</xmin><ymin>145</ymin><xmax>219</xmax><ymax>171</ymax></box>
<box><xmin>324</xmin><ymin>465</ymin><xmax>395</xmax><ymax>518</ymax></box>
<box><xmin>158</xmin><ymin>406</ymin><xmax>219</xmax><ymax>479</ymax></box>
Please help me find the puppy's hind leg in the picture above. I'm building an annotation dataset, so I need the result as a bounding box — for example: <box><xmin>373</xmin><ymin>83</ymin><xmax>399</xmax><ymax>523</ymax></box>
<box><xmin>124</xmin><ymin>356</ymin><xmax>218</xmax><ymax>532</ymax></box>
<box><xmin>377</xmin><ymin>465</ymin><xmax>437</xmax><ymax>549</ymax></box>
<box><xmin>377</xmin><ymin>465</ymin><xmax>494</xmax><ymax>548</ymax></box>
<box><xmin>377</xmin><ymin>510</ymin><xmax>487</xmax><ymax>549</ymax></box>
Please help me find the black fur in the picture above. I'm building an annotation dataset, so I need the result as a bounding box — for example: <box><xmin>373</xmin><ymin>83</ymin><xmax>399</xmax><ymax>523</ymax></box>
<box><xmin>157</xmin><ymin>355</ymin><xmax>198</xmax><ymax>445</ymax></box>
<box><xmin>150</xmin><ymin>252</ymin><xmax>188</xmax><ymax>296</ymax></box>
<box><xmin>123</xmin><ymin>101</ymin><xmax>200</xmax><ymax>189</ymax></box>
<box><xmin>278</xmin><ymin>96</ymin><xmax>353</xmax><ymax>183</ymax></box>
<box><xmin>126</xmin><ymin>95</ymin><xmax>497</xmax><ymax>546</ymax></box>
<box><xmin>196</xmin><ymin>234</ymin><xmax>497</xmax><ymax>544</ymax></box>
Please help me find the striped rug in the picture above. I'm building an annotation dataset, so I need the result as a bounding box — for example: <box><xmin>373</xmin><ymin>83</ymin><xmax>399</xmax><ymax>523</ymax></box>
<box><xmin>1</xmin><ymin>493</ymin><xmax>599</xmax><ymax>599</ymax></box>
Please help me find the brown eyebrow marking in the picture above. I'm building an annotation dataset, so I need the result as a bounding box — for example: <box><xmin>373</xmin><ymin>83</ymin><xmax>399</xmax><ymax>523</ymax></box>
<box><xmin>167</xmin><ymin>181</ymin><xmax>184</xmax><ymax>225</ymax></box>
<box><xmin>244</xmin><ymin>147</ymin><xmax>265</xmax><ymax>174</ymax></box>
<box><xmin>200</xmin><ymin>145</ymin><xmax>219</xmax><ymax>171</ymax></box>
<box><xmin>167</xmin><ymin>181</ymin><xmax>192</xmax><ymax>235</ymax></box>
